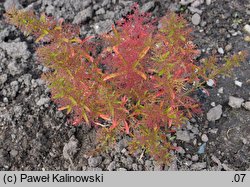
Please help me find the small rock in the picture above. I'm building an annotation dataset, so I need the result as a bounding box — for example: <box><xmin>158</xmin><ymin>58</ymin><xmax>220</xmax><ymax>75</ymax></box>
<box><xmin>96</xmin><ymin>8</ymin><xmax>105</xmax><ymax>15</ymax></box>
<box><xmin>206</xmin><ymin>105</ymin><xmax>223</xmax><ymax>121</ymax></box>
<box><xmin>176</xmin><ymin>130</ymin><xmax>191</xmax><ymax>142</ymax></box>
<box><xmin>234</xmin><ymin>80</ymin><xmax>242</xmax><ymax>87</ymax></box>
<box><xmin>36</xmin><ymin>97</ymin><xmax>50</xmax><ymax>106</ymax></box>
<box><xmin>218</xmin><ymin>47</ymin><xmax>224</xmax><ymax>54</ymax></box>
<box><xmin>225</xmin><ymin>44</ymin><xmax>232</xmax><ymax>51</ymax></box>
<box><xmin>210</xmin><ymin>102</ymin><xmax>216</xmax><ymax>107</ymax></box>
<box><xmin>188</xmin><ymin>7</ymin><xmax>202</xmax><ymax>14</ymax></box>
<box><xmin>191</xmin><ymin>162</ymin><xmax>206</xmax><ymax>170</ymax></box>
<box><xmin>102</xmin><ymin>0</ymin><xmax>111</xmax><ymax>7</ymax></box>
<box><xmin>206</xmin><ymin>0</ymin><xmax>212</xmax><ymax>5</ymax></box>
<box><xmin>206</xmin><ymin>79</ymin><xmax>215</xmax><ymax>87</ymax></box>
<box><xmin>180</xmin><ymin>0</ymin><xmax>195</xmax><ymax>6</ymax></box>
<box><xmin>243</xmin><ymin>24</ymin><xmax>250</xmax><ymax>35</ymax></box>
<box><xmin>191</xmin><ymin>0</ymin><xmax>204</xmax><ymax>8</ymax></box>
<box><xmin>0</xmin><ymin>42</ymin><xmax>31</xmax><ymax>60</ymax></box>
<box><xmin>192</xmin><ymin>13</ymin><xmax>201</xmax><ymax>25</ymax></box>
<box><xmin>115</xmin><ymin>138</ymin><xmax>128</xmax><ymax>152</ymax></box>
<box><xmin>107</xmin><ymin>161</ymin><xmax>116</xmax><ymax>171</ymax></box>
<box><xmin>198</xmin><ymin>143</ymin><xmax>206</xmax><ymax>154</ymax></box>
<box><xmin>3</xmin><ymin>97</ymin><xmax>8</xmax><ymax>103</ymax></box>
<box><xmin>4</xmin><ymin>0</ymin><xmax>23</xmax><ymax>11</ymax></box>
<box><xmin>244</xmin><ymin>36</ymin><xmax>250</xmax><ymax>42</ymax></box>
<box><xmin>132</xmin><ymin>163</ymin><xmax>138</xmax><ymax>171</ymax></box>
<box><xmin>145</xmin><ymin>160</ymin><xmax>154</xmax><ymax>171</ymax></box>
<box><xmin>168</xmin><ymin>157</ymin><xmax>178</xmax><ymax>171</ymax></box>
<box><xmin>211</xmin><ymin>154</ymin><xmax>221</xmax><ymax>165</ymax></box>
<box><xmin>117</xmin><ymin>168</ymin><xmax>127</xmax><ymax>171</ymax></box>
<box><xmin>218</xmin><ymin>87</ymin><xmax>224</xmax><ymax>94</ymax></box>
<box><xmin>73</xmin><ymin>7</ymin><xmax>93</xmax><ymax>24</ymax></box>
<box><xmin>10</xmin><ymin>149</ymin><xmax>18</xmax><ymax>157</ymax></box>
<box><xmin>94</xmin><ymin>20</ymin><xmax>113</xmax><ymax>34</ymax></box>
<box><xmin>8</xmin><ymin>61</ymin><xmax>23</xmax><ymax>76</ymax></box>
<box><xmin>63</xmin><ymin>136</ymin><xmax>78</xmax><ymax>160</ymax></box>
<box><xmin>0</xmin><ymin>74</ymin><xmax>7</xmax><ymax>85</ymax></box>
<box><xmin>141</xmin><ymin>1</ymin><xmax>155</xmax><ymax>13</ymax></box>
<box><xmin>228</xmin><ymin>96</ymin><xmax>244</xmax><ymax>108</ymax></box>
<box><xmin>242</xmin><ymin>102</ymin><xmax>250</xmax><ymax>110</ymax></box>
<box><xmin>177</xmin><ymin>146</ymin><xmax>185</xmax><ymax>154</ymax></box>
<box><xmin>201</xmin><ymin>134</ymin><xmax>208</xmax><ymax>142</ymax></box>
<box><xmin>191</xmin><ymin>154</ymin><xmax>199</xmax><ymax>162</ymax></box>
<box><xmin>88</xmin><ymin>156</ymin><xmax>102</xmax><ymax>168</ymax></box>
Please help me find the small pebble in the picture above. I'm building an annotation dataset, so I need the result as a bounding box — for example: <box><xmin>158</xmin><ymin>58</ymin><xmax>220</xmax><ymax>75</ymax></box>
<box><xmin>225</xmin><ymin>44</ymin><xmax>232</xmax><ymax>51</ymax></box>
<box><xmin>234</xmin><ymin>80</ymin><xmax>242</xmax><ymax>87</ymax></box>
<box><xmin>191</xmin><ymin>154</ymin><xmax>199</xmax><ymax>162</ymax></box>
<box><xmin>206</xmin><ymin>79</ymin><xmax>215</xmax><ymax>87</ymax></box>
<box><xmin>198</xmin><ymin>143</ymin><xmax>206</xmax><ymax>154</ymax></box>
<box><xmin>210</xmin><ymin>102</ymin><xmax>216</xmax><ymax>107</ymax></box>
<box><xmin>244</xmin><ymin>36</ymin><xmax>250</xmax><ymax>42</ymax></box>
<box><xmin>218</xmin><ymin>87</ymin><xmax>224</xmax><ymax>94</ymax></box>
<box><xmin>192</xmin><ymin>13</ymin><xmax>201</xmax><ymax>25</ymax></box>
<box><xmin>201</xmin><ymin>134</ymin><xmax>209</xmax><ymax>142</ymax></box>
<box><xmin>218</xmin><ymin>47</ymin><xmax>224</xmax><ymax>54</ymax></box>
<box><xmin>242</xmin><ymin>102</ymin><xmax>250</xmax><ymax>110</ymax></box>
<box><xmin>243</xmin><ymin>24</ymin><xmax>250</xmax><ymax>35</ymax></box>
<box><xmin>206</xmin><ymin>0</ymin><xmax>212</xmax><ymax>5</ymax></box>
<box><xmin>228</xmin><ymin>96</ymin><xmax>244</xmax><ymax>108</ymax></box>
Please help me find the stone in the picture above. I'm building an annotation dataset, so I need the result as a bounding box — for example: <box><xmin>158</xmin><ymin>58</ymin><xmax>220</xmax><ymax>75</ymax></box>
<box><xmin>107</xmin><ymin>161</ymin><xmax>116</xmax><ymax>171</ymax></box>
<box><xmin>228</xmin><ymin>96</ymin><xmax>244</xmax><ymax>108</ymax></box>
<box><xmin>141</xmin><ymin>1</ymin><xmax>155</xmax><ymax>13</ymax></box>
<box><xmin>206</xmin><ymin>79</ymin><xmax>215</xmax><ymax>87</ymax></box>
<box><xmin>234</xmin><ymin>80</ymin><xmax>242</xmax><ymax>87</ymax></box>
<box><xmin>4</xmin><ymin>0</ymin><xmax>23</xmax><ymax>11</ymax></box>
<box><xmin>218</xmin><ymin>47</ymin><xmax>224</xmax><ymax>54</ymax></box>
<box><xmin>36</xmin><ymin>97</ymin><xmax>50</xmax><ymax>106</ymax></box>
<box><xmin>218</xmin><ymin>87</ymin><xmax>224</xmax><ymax>94</ymax></box>
<box><xmin>96</xmin><ymin>8</ymin><xmax>105</xmax><ymax>15</ymax></box>
<box><xmin>179</xmin><ymin>0</ymin><xmax>195</xmax><ymax>6</ymax></box>
<box><xmin>10</xmin><ymin>149</ymin><xmax>18</xmax><ymax>157</ymax></box>
<box><xmin>242</xmin><ymin>102</ymin><xmax>250</xmax><ymax>110</ymax></box>
<box><xmin>0</xmin><ymin>42</ymin><xmax>31</xmax><ymax>60</ymax></box>
<box><xmin>88</xmin><ymin>156</ymin><xmax>102</xmax><ymax>168</ymax></box>
<box><xmin>201</xmin><ymin>134</ymin><xmax>208</xmax><ymax>142</ymax></box>
<box><xmin>206</xmin><ymin>0</ymin><xmax>212</xmax><ymax>5</ymax></box>
<box><xmin>206</xmin><ymin>105</ymin><xmax>222</xmax><ymax>121</ymax></box>
<box><xmin>94</xmin><ymin>20</ymin><xmax>113</xmax><ymax>34</ymax></box>
<box><xmin>176</xmin><ymin>130</ymin><xmax>191</xmax><ymax>142</ymax></box>
<box><xmin>243</xmin><ymin>24</ymin><xmax>250</xmax><ymax>35</ymax></box>
<box><xmin>0</xmin><ymin>74</ymin><xmax>7</xmax><ymax>85</ymax></box>
<box><xmin>191</xmin><ymin>0</ymin><xmax>204</xmax><ymax>8</ymax></box>
<box><xmin>191</xmin><ymin>154</ymin><xmax>199</xmax><ymax>162</ymax></box>
<box><xmin>191</xmin><ymin>162</ymin><xmax>206</xmax><ymax>170</ymax></box>
<box><xmin>73</xmin><ymin>7</ymin><xmax>93</xmax><ymax>24</ymax></box>
<box><xmin>192</xmin><ymin>13</ymin><xmax>201</xmax><ymax>25</ymax></box>
<box><xmin>225</xmin><ymin>43</ymin><xmax>232</xmax><ymax>51</ymax></box>
<box><xmin>63</xmin><ymin>136</ymin><xmax>78</xmax><ymax>160</ymax></box>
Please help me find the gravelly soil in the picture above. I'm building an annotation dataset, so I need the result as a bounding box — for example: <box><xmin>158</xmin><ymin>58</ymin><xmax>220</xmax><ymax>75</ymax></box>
<box><xmin>0</xmin><ymin>0</ymin><xmax>249</xmax><ymax>171</ymax></box>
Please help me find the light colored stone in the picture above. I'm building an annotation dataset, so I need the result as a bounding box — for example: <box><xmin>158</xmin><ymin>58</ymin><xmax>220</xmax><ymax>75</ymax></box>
<box><xmin>207</xmin><ymin>105</ymin><xmax>223</xmax><ymax>121</ymax></box>
<box><xmin>206</xmin><ymin>0</ymin><xmax>212</xmax><ymax>5</ymax></box>
<box><xmin>218</xmin><ymin>47</ymin><xmax>224</xmax><ymax>54</ymax></box>
<box><xmin>206</xmin><ymin>79</ymin><xmax>215</xmax><ymax>87</ymax></box>
<box><xmin>201</xmin><ymin>134</ymin><xmax>208</xmax><ymax>142</ymax></box>
<box><xmin>192</xmin><ymin>13</ymin><xmax>201</xmax><ymax>25</ymax></box>
<box><xmin>234</xmin><ymin>80</ymin><xmax>242</xmax><ymax>87</ymax></box>
<box><xmin>242</xmin><ymin>102</ymin><xmax>250</xmax><ymax>110</ymax></box>
<box><xmin>176</xmin><ymin>130</ymin><xmax>191</xmax><ymax>142</ymax></box>
<box><xmin>180</xmin><ymin>0</ymin><xmax>195</xmax><ymax>6</ymax></box>
<box><xmin>243</xmin><ymin>24</ymin><xmax>250</xmax><ymax>35</ymax></box>
<box><xmin>228</xmin><ymin>96</ymin><xmax>244</xmax><ymax>108</ymax></box>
